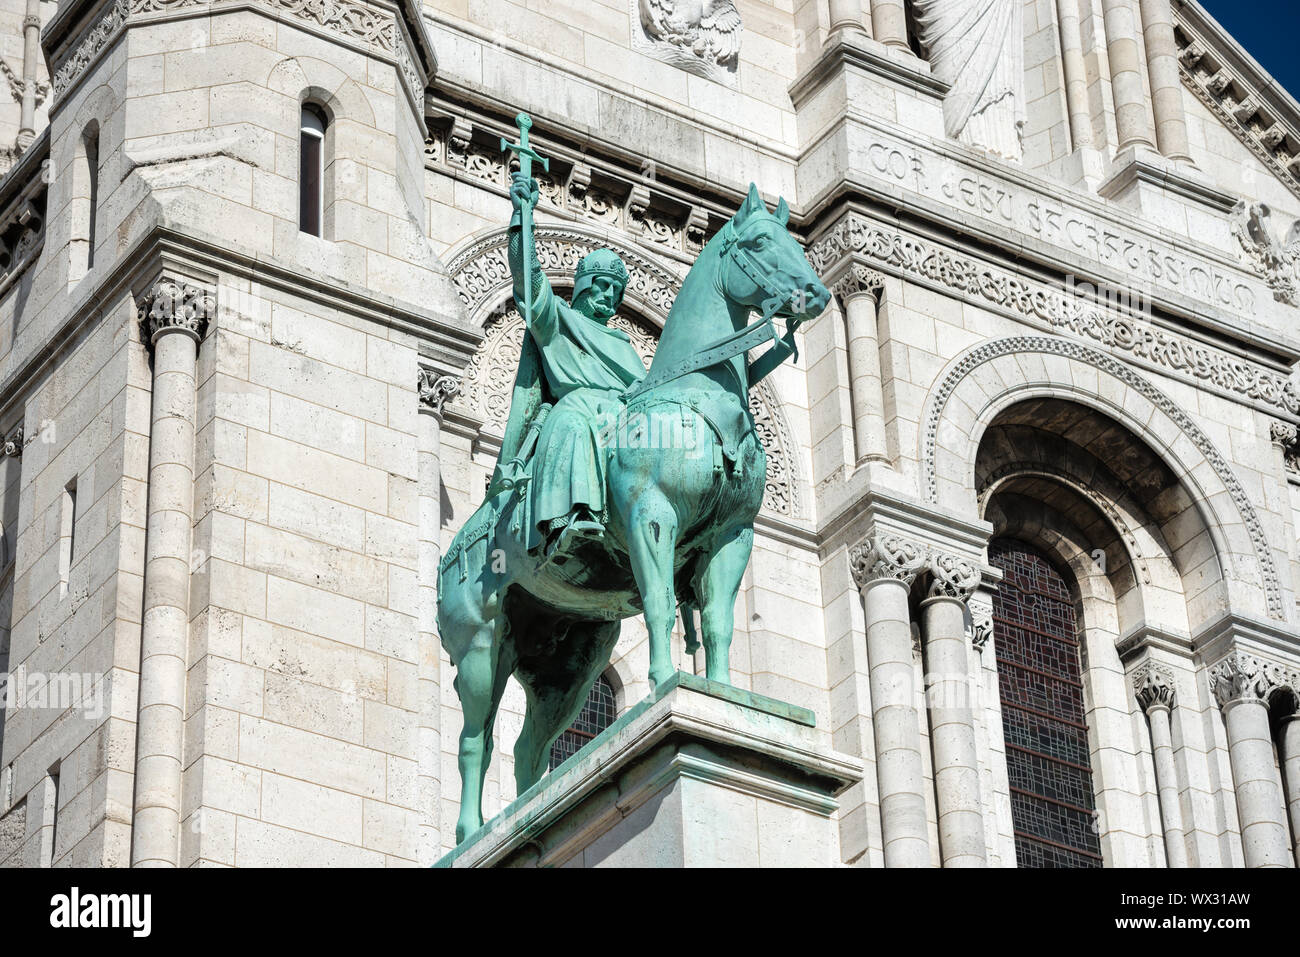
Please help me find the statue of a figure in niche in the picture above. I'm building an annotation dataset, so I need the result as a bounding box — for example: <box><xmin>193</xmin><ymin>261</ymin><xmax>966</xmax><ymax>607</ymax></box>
<box><xmin>912</xmin><ymin>0</ymin><xmax>1027</xmax><ymax>162</ymax></box>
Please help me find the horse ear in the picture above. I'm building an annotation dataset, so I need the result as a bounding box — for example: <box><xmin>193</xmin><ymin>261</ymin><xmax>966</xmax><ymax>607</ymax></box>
<box><xmin>774</xmin><ymin>196</ymin><xmax>789</xmax><ymax>226</ymax></box>
<box><xmin>736</xmin><ymin>182</ymin><xmax>765</xmax><ymax>224</ymax></box>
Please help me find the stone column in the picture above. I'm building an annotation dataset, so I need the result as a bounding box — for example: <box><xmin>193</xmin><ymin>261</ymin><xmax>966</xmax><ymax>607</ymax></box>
<box><xmin>921</xmin><ymin>551</ymin><xmax>985</xmax><ymax>867</ymax></box>
<box><xmin>1056</xmin><ymin>0</ymin><xmax>1093</xmax><ymax>150</ymax></box>
<box><xmin>871</xmin><ymin>0</ymin><xmax>909</xmax><ymax>49</ymax></box>
<box><xmin>417</xmin><ymin>369</ymin><xmax>458</xmax><ymax>863</ymax></box>
<box><xmin>1137</xmin><ymin>0</ymin><xmax>1192</xmax><ymax>162</ymax></box>
<box><xmin>1208</xmin><ymin>652</ymin><xmax>1293</xmax><ymax>868</ymax></box>
<box><xmin>131</xmin><ymin>278</ymin><xmax>213</xmax><ymax>868</ymax></box>
<box><xmin>1279</xmin><ymin>710</ymin><xmax>1300</xmax><ymax>864</ymax></box>
<box><xmin>1100</xmin><ymin>0</ymin><xmax>1157</xmax><ymax>152</ymax></box>
<box><xmin>850</xmin><ymin>534</ymin><xmax>929</xmax><ymax>867</ymax></box>
<box><xmin>829</xmin><ymin>0</ymin><xmax>867</xmax><ymax>34</ymax></box>
<box><xmin>1132</xmin><ymin>662</ymin><xmax>1187</xmax><ymax>867</ymax></box>
<box><xmin>831</xmin><ymin>266</ymin><xmax>888</xmax><ymax>467</ymax></box>
<box><xmin>16</xmin><ymin>0</ymin><xmax>39</xmax><ymax>150</ymax></box>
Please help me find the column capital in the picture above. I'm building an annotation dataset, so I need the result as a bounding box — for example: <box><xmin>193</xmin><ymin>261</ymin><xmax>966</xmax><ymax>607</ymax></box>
<box><xmin>849</xmin><ymin>532</ymin><xmax>926</xmax><ymax>590</ymax></box>
<box><xmin>926</xmin><ymin>550</ymin><xmax>981</xmax><ymax>601</ymax></box>
<box><xmin>1207</xmin><ymin>651</ymin><xmax>1295</xmax><ymax>710</ymax></box>
<box><xmin>1132</xmin><ymin>660</ymin><xmax>1177</xmax><ymax>712</ymax></box>
<box><xmin>830</xmin><ymin>263</ymin><xmax>885</xmax><ymax>306</ymax></box>
<box><xmin>138</xmin><ymin>276</ymin><xmax>214</xmax><ymax>348</ymax></box>
<box><xmin>418</xmin><ymin>369</ymin><xmax>461</xmax><ymax>418</ymax></box>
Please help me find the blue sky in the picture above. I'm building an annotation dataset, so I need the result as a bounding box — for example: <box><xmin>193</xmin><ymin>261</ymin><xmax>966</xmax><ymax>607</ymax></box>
<box><xmin>1199</xmin><ymin>0</ymin><xmax>1300</xmax><ymax>103</ymax></box>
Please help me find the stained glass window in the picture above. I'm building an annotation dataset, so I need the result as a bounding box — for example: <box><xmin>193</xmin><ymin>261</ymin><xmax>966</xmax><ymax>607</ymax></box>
<box><xmin>548</xmin><ymin>674</ymin><xmax>617</xmax><ymax>771</ymax></box>
<box><xmin>989</xmin><ymin>539</ymin><xmax>1103</xmax><ymax>868</ymax></box>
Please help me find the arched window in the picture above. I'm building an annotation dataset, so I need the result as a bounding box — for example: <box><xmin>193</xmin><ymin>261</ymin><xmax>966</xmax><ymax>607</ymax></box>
<box><xmin>989</xmin><ymin>538</ymin><xmax>1103</xmax><ymax>868</ymax></box>
<box><xmin>71</xmin><ymin>123</ymin><xmax>98</xmax><ymax>276</ymax></box>
<box><xmin>299</xmin><ymin>104</ymin><xmax>328</xmax><ymax>237</ymax></box>
<box><xmin>549</xmin><ymin>674</ymin><xmax>617</xmax><ymax>771</ymax></box>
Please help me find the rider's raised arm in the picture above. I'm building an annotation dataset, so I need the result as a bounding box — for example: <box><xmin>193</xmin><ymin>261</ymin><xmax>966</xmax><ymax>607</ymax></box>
<box><xmin>507</xmin><ymin>173</ymin><xmax>558</xmax><ymax>345</ymax></box>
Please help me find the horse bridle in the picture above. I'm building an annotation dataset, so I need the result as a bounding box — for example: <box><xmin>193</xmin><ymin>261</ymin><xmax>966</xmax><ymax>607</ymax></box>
<box><xmin>622</xmin><ymin>219</ymin><xmax>802</xmax><ymax>403</ymax></box>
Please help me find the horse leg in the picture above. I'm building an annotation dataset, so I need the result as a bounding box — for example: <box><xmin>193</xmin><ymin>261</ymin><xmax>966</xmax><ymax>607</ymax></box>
<box><xmin>695</xmin><ymin>523</ymin><xmax>753</xmax><ymax>684</ymax></box>
<box><xmin>452</xmin><ymin>619</ymin><xmax>515</xmax><ymax>844</ymax></box>
<box><xmin>513</xmin><ymin>619</ymin><xmax>621</xmax><ymax>792</ymax></box>
<box><xmin>625</xmin><ymin>493</ymin><xmax>680</xmax><ymax>686</ymax></box>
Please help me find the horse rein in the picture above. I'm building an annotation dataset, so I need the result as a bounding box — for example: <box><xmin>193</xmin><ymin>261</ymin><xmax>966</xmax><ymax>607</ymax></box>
<box><xmin>622</xmin><ymin>219</ymin><xmax>801</xmax><ymax>403</ymax></box>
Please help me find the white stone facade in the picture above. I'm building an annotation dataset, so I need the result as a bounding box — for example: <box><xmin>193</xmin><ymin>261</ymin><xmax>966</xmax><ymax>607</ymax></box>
<box><xmin>0</xmin><ymin>0</ymin><xmax>1293</xmax><ymax>867</ymax></box>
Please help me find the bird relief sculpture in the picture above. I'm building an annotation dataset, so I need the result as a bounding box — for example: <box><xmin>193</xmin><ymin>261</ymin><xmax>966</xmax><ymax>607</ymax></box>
<box><xmin>1231</xmin><ymin>199</ymin><xmax>1300</xmax><ymax>306</ymax></box>
<box><xmin>635</xmin><ymin>0</ymin><xmax>742</xmax><ymax>85</ymax></box>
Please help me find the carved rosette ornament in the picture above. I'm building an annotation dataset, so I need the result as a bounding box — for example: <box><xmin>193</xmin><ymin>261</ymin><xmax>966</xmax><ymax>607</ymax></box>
<box><xmin>849</xmin><ymin>533</ymin><xmax>927</xmax><ymax>589</ymax></box>
<box><xmin>926</xmin><ymin>551</ymin><xmax>981</xmax><ymax>601</ymax></box>
<box><xmin>138</xmin><ymin>277</ymin><xmax>215</xmax><ymax>347</ymax></box>
<box><xmin>1132</xmin><ymin>661</ymin><xmax>1177</xmax><ymax>713</ymax></box>
<box><xmin>1208</xmin><ymin>652</ymin><xmax>1295</xmax><ymax>710</ymax></box>
<box><xmin>829</xmin><ymin>264</ymin><xmax>885</xmax><ymax>306</ymax></box>
<box><xmin>418</xmin><ymin>370</ymin><xmax>460</xmax><ymax>418</ymax></box>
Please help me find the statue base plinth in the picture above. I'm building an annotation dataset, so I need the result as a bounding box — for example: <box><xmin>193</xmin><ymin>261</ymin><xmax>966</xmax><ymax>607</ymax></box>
<box><xmin>436</xmin><ymin>672</ymin><xmax>862</xmax><ymax>868</ymax></box>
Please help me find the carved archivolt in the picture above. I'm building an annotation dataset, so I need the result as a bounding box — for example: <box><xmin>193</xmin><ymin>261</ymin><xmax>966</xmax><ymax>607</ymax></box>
<box><xmin>923</xmin><ymin>335</ymin><xmax>1286</xmax><ymax>620</ymax></box>
<box><xmin>446</xmin><ymin>226</ymin><xmax>801</xmax><ymax>518</ymax></box>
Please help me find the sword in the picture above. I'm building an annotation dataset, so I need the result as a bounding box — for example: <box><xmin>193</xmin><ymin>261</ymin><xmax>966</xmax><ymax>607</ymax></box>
<box><xmin>501</xmin><ymin>113</ymin><xmax>550</xmax><ymax>330</ymax></box>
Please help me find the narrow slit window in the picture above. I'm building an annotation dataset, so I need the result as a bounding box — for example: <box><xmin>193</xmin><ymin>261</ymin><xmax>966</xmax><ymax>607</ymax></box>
<box><xmin>58</xmin><ymin>479</ymin><xmax>76</xmax><ymax>598</ymax></box>
<box><xmin>84</xmin><ymin>130</ymin><xmax>98</xmax><ymax>269</ymax></box>
<box><xmin>299</xmin><ymin>105</ymin><xmax>327</xmax><ymax>237</ymax></box>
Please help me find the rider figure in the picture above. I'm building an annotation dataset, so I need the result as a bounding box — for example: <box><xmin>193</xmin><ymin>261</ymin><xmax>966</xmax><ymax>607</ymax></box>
<box><xmin>507</xmin><ymin>171</ymin><xmax>648</xmax><ymax>556</ymax></box>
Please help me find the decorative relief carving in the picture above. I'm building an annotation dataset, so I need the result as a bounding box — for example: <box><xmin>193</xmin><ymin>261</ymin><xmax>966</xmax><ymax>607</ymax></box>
<box><xmin>454</xmin><ymin>301</ymin><xmax>798</xmax><ymax>517</ymax></box>
<box><xmin>1230</xmin><ymin>200</ymin><xmax>1300</xmax><ymax>306</ymax></box>
<box><xmin>849</xmin><ymin>533</ymin><xmax>927</xmax><ymax>589</ymax></box>
<box><xmin>635</xmin><ymin>0</ymin><xmax>741</xmax><ymax>85</ymax></box>
<box><xmin>926</xmin><ymin>550</ymin><xmax>980</xmax><ymax>600</ymax></box>
<box><xmin>1208</xmin><ymin>651</ymin><xmax>1294</xmax><ymax>709</ymax></box>
<box><xmin>922</xmin><ymin>336</ymin><xmax>1286</xmax><ymax>620</ymax></box>
<box><xmin>1272</xmin><ymin>421</ymin><xmax>1300</xmax><ymax>474</ymax></box>
<box><xmin>138</xmin><ymin>276</ymin><xmax>215</xmax><ymax>345</ymax></box>
<box><xmin>1132</xmin><ymin>661</ymin><xmax>1177</xmax><ymax>712</ymax></box>
<box><xmin>429</xmin><ymin>123</ymin><xmax>716</xmax><ymax>257</ymax></box>
<box><xmin>417</xmin><ymin>369</ymin><xmax>460</xmax><ymax>417</ymax></box>
<box><xmin>0</xmin><ymin>170</ymin><xmax>47</xmax><ymax>291</ymax></box>
<box><xmin>448</xmin><ymin>225</ymin><xmax>684</xmax><ymax>321</ymax></box>
<box><xmin>829</xmin><ymin>264</ymin><xmax>885</xmax><ymax>306</ymax></box>
<box><xmin>54</xmin><ymin>0</ymin><xmax>417</xmax><ymax>102</ymax></box>
<box><xmin>0</xmin><ymin>58</ymin><xmax>48</xmax><ymax>112</ymax></box>
<box><xmin>969</xmin><ymin>601</ymin><xmax>993</xmax><ymax>650</ymax></box>
<box><xmin>810</xmin><ymin>213</ymin><xmax>1300</xmax><ymax>416</ymax></box>
<box><xmin>1176</xmin><ymin>20</ymin><xmax>1300</xmax><ymax>201</ymax></box>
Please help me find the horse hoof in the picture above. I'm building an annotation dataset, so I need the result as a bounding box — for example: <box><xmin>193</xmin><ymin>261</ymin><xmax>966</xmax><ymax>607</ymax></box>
<box><xmin>649</xmin><ymin>667</ymin><xmax>675</xmax><ymax>687</ymax></box>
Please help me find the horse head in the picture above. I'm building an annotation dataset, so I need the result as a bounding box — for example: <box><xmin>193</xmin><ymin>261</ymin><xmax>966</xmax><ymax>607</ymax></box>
<box><xmin>716</xmin><ymin>183</ymin><xmax>830</xmax><ymax>324</ymax></box>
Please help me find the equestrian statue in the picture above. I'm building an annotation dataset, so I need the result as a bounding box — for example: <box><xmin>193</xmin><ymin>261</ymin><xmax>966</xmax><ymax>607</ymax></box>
<box><xmin>436</xmin><ymin>113</ymin><xmax>830</xmax><ymax>843</ymax></box>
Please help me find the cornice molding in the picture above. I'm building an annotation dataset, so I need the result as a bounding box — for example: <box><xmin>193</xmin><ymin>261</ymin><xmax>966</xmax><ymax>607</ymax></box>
<box><xmin>45</xmin><ymin>0</ymin><xmax>434</xmax><ymax>113</ymax></box>
<box><xmin>1175</xmin><ymin>1</ymin><xmax>1300</xmax><ymax>200</ymax></box>
<box><xmin>810</xmin><ymin>212</ymin><xmax>1300</xmax><ymax>417</ymax></box>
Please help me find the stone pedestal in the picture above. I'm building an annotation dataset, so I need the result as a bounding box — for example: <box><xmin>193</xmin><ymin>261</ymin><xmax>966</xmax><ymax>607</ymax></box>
<box><xmin>436</xmin><ymin>673</ymin><xmax>862</xmax><ymax>868</ymax></box>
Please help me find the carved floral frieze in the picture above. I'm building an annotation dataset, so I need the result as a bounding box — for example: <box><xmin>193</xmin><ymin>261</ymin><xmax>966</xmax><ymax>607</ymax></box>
<box><xmin>811</xmin><ymin>212</ymin><xmax>1300</xmax><ymax>417</ymax></box>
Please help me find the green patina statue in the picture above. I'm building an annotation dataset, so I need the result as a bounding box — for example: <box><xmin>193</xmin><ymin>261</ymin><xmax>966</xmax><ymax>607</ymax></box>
<box><xmin>437</xmin><ymin>113</ymin><xmax>830</xmax><ymax>843</ymax></box>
